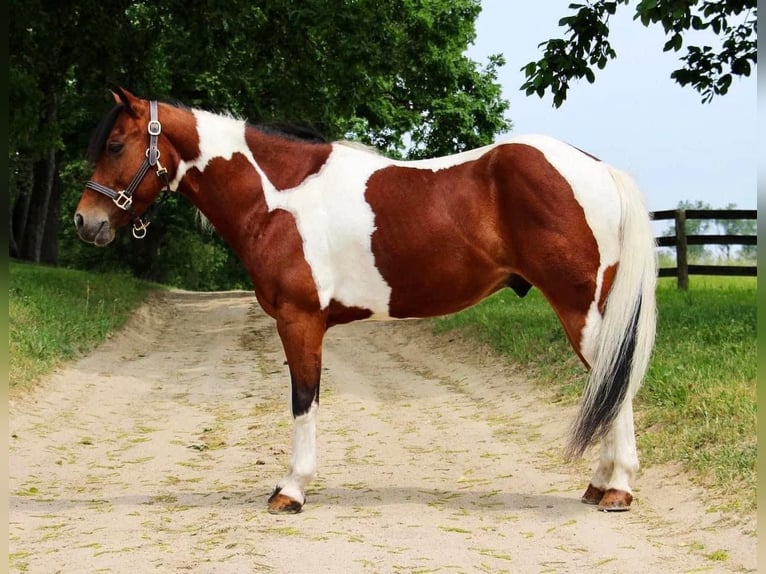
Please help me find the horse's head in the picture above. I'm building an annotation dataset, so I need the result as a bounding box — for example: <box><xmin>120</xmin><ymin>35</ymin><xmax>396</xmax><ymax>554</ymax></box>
<box><xmin>75</xmin><ymin>87</ymin><xmax>172</xmax><ymax>245</ymax></box>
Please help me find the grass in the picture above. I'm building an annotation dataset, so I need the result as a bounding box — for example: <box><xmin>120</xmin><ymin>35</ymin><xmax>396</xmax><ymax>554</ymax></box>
<box><xmin>433</xmin><ymin>276</ymin><xmax>756</xmax><ymax>512</ymax></box>
<box><xmin>9</xmin><ymin>260</ymin><xmax>158</xmax><ymax>390</ymax></box>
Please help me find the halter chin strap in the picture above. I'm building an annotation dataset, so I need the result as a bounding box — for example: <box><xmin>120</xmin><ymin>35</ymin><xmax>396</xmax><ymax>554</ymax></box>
<box><xmin>85</xmin><ymin>100</ymin><xmax>170</xmax><ymax>238</ymax></box>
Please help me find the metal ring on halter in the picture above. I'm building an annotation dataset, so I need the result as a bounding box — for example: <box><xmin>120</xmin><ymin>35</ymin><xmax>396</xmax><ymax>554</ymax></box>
<box><xmin>132</xmin><ymin>219</ymin><xmax>149</xmax><ymax>239</ymax></box>
<box><xmin>156</xmin><ymin>159</ymin><xmax>168</xmax><ymax>178</ymax></box>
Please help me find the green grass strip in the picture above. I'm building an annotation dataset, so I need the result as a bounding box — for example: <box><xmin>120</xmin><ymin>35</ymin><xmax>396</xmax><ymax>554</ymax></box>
<box><xmin>9</xmin><ymin>261</ymin><xmax>158</xmax><ymax>389</ymax></box>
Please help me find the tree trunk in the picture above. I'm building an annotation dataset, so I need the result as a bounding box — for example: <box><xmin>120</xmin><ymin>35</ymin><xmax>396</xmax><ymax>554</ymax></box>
<box><xmin>40</xmin><ymin>169</ymin><xmax>64</xmax><ymax>265</ymax></box>
<box><xmin>10</xmin><ymin>157</ymin><xmax>34</xmax><ymax>259</ymax></box>
<box><xmin>20</xmin><ymin>150</ymin><xmax>57</xmax><ymax>263</ymax></box>
<box><xmin>19</xmin><ymin>93</ymin><xmax>60</xmax><ymax>263</ymax></box>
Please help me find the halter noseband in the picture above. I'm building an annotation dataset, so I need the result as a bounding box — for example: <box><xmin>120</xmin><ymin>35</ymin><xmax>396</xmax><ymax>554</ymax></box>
<box><xmin>85</xmin><ymin>100</ymin><xmax>170</xmax><ymax>238</ymax></box>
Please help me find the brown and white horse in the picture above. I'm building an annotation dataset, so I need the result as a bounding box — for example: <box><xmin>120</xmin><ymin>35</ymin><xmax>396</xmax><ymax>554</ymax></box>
<box><xmin>75</xmin><ymin>88</ymin><xmax>656</xmax><ymax>513</ymax></box>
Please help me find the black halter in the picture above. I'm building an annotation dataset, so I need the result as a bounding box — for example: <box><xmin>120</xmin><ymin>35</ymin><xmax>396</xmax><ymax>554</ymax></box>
<box><xmin>85</xmin><ymin>100</ymin><xmax>171</xmax><ymax>238</ymax></box>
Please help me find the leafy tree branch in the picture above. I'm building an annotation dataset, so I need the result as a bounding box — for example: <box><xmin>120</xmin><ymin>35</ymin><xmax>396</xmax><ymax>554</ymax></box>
<box><xmin>521</xmin><ymin>0</ymin><xmax>757</xmax><ymax>107</ymax></box>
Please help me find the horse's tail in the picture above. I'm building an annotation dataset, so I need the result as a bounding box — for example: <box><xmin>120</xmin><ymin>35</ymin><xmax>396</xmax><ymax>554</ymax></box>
<box><xmin>565</xmin><ymin>166</ymin><xmax>657</xmax><ymax>460</ymax></box>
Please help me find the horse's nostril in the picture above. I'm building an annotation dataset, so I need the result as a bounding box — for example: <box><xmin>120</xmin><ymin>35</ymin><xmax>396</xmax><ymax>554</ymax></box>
<box><xmin>74</xmin><ymin>213</ymin><xmax>84</xmax><ymax>230</ymax></box>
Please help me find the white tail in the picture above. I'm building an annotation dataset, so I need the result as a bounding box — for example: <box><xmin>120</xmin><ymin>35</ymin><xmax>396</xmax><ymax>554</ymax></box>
<box><xmin>566</xmin><ymin>166</ymin><xmax>657</xmax><ymax>459</ymax></box>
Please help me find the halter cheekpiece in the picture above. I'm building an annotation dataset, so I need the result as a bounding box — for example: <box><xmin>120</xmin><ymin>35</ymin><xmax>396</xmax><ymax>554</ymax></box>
<box><xmin>85</xmin><ymin>100</ymin><xmax>170</xmax><ymax>238</ymax></box>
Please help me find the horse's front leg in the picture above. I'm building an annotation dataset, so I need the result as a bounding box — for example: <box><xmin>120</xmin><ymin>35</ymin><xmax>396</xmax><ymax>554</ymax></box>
<box><xmin>267</xmin><ymin>309</ymin><xmax>326</xmax><ymax>514</ymax></box>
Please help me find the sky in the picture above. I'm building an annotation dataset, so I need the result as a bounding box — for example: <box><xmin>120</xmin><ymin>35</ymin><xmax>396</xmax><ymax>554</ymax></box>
<box><xmin>464</xmin><ymin>1</ymin><xmax>758</xmax><ymax>215</ymax></box>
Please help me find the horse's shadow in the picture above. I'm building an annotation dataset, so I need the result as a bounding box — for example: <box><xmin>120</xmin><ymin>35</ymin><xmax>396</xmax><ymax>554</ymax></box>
<box><xmin>10</xmin><ymin>485</ymin><xmax>587</xmax><ymax>519</ymax></box>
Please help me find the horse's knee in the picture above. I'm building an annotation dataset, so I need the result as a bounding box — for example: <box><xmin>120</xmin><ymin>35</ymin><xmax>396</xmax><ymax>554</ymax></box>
<box><xmin>290</xmin><ymin>376</ymin><xmax>319</xmax><ymax>417</ymax></box>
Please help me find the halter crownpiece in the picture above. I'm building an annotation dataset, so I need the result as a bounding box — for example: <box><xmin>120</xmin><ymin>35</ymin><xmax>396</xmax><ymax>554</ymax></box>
<box><xmin>85</xmin><ymin>100</ymin><xmax>170</xmax><ymax>238</ymax></box>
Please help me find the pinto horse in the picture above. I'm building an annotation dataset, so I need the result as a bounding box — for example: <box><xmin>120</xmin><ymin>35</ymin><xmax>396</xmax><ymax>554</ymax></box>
<box><xmin>75</xmin><ymin>88</ymin><xmax>656</xmax><ymax>513</ymax></box>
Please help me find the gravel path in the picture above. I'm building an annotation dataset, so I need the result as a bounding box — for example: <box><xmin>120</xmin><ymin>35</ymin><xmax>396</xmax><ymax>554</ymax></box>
<box><xmin>9</xmin><ymin>290</ymin><xmax>756</xmax><ymax>573</ymax></box>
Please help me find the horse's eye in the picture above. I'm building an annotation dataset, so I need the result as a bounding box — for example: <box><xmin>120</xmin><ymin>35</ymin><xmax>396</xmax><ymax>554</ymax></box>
<box><xmin>107</xmin><ymin>141</ymin><xmax>124</xmax><ymax>155</ymax></box>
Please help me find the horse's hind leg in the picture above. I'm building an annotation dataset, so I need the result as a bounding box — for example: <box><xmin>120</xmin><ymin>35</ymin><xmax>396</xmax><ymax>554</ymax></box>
<box><xmin>570</xmin><ymin>309</ymin><xmax>639</xmax><ymax>511</ymax></box>
<box><xmin>582</xmin><ymin>401</ymin><xmax>639</xmax><ymax>510</ymax></box>
<box><xmin>267</xmin><ymin>309</ymin><xmax>326</xmax><ymax>514</ymax></box>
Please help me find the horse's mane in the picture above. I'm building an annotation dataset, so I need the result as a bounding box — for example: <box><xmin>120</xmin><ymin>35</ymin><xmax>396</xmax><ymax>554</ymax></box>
<box><xmin>253</xmin><ymin>121</ymin><xmax>328</xmax><ymax>144</ymax></box>
<box><xmin>87</xmin><ymin>99</ymin><xmax>330</xmax><ymax>165</ymax></box>
<box><xmin>87</xmin><ymin>103</ymin><xmax>124</xmax><ymax>164</ymax></box>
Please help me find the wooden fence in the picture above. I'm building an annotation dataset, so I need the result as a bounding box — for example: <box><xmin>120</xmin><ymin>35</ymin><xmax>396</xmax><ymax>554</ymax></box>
<box><xmin>651</xmin><ymin>209</ymin><xmax>757</xmax><ymax>289</ymax></box>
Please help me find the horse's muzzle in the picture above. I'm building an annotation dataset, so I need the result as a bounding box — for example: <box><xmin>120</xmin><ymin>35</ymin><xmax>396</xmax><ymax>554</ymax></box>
<box><xmin>74</xmin><ymin>212</ymin><xmax>115</xmax><ymax>246</ymax></box>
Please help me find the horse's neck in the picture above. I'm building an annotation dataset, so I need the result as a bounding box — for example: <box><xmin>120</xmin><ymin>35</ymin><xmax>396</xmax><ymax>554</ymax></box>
<box><xmin>168</xmin><ymin>109</ymin><xmax>332</xmax><ymax>252</ymax></box>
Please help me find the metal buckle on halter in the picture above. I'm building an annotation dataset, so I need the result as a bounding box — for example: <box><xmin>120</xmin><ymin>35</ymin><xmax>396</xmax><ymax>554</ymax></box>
<box><xmin>156</xmin><ymin>159</ymin><xmax>167</xmax><ymax>178</ymax></box>
<box><xmin>147</xmin><ymin>120</ymin><xmax>161</xmax><ymax>136</ymax></box>
<box><xmin>146</xmin><ymin>147</ymin><xmax>161</xmax><ymax>166</ymax></box>
<box><xmin>132</xmin><ymin>219</ymin><xmax>149</xmax><ymax>239</ymax></box>
<box><xmin>113</xmin><ymin>190</ymin><xmax>134</xmax><ymax>210</ymax></box>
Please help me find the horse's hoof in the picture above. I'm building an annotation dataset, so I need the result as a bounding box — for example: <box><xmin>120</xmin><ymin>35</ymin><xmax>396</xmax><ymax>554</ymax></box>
<box><xmin>267</xmin><ymin>488</ymin><xmax>304</xmax><ymax>514</ymax></box>
<box><xmin>597</xmin><ymin>488</ymin><xmax>633</xmax><ymax>511</ymax></box>
<box><xmin>580</xmin><ymin>483</ymin><xmax>606</xmax><ymax>505</ymax></box>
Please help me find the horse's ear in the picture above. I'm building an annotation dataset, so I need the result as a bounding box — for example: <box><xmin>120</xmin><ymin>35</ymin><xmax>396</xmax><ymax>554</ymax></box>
<box><xmin>110</xmin><ymin>86</ymin><xmax>140</xmax><ymax>118</ymax></box>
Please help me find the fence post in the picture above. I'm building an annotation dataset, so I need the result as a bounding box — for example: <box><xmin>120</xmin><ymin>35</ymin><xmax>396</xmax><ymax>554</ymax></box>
<box><xmin>675</xmin><ymin>209</ymin><xmax>688</xmax><ymax>290</ymax></box>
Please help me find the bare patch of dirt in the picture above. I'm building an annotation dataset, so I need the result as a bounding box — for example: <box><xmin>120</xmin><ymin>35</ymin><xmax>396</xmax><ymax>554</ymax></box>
<box><xmin>9</xmin><ymin>290</ymin><xmax>755</xmax><ymax>573</ymax></box>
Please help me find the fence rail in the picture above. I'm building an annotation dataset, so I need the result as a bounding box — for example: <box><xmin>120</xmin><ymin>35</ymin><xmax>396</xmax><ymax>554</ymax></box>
<box><xmin>651</xmin><ymin>209</ymin><xmax>757</xmax><ymax>289</ymax></box>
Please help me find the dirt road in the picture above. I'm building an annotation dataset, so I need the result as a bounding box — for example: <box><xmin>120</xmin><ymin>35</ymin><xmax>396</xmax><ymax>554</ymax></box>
<box><xmin>9</xmin><ymin>290</ymin><xmax>755</xmax><ymax>573</ymax></box>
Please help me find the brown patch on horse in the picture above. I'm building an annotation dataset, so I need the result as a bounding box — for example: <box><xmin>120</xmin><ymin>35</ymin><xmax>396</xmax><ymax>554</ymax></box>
<box><xmin>365</xmin><ymin>161</ymin><xmax>512</xmax><ymax>318</ymax></box>
<box><xmin>248</xmin><ymin>210</ymin><xmax>324</xmax><ymax>319</ymax></box>
<box><xmin>327</xmin><ymin>301</ymin><xmax>373</xmax><ymax>327</ymax></box>
<box><xmin>597</xmin><ymin>488</ymin><xmax>633</xmax><ymax>511</ymax></box>
<box><xmin>159</xmin><ymin>103</ymin><xmax>202</xmax><ymax>166</ymax></box>
<box><xmin>495</xmin><ymin>144</ymin><xmax>602</xmax><ymax>365</ymax></box>
<box><xmin>366</xmin><ymin>144</ymin><xmax>600</xmax><ymax>331</ymax></box>
<box><xmin>178</xmin><ymin>153</ymin><xmax>322</xmax><ymax>319</ymax></box>
<box><xmin>245</xmin><ymin>129</ymin><xmax>332</xmax><ymax>191</ymax></box>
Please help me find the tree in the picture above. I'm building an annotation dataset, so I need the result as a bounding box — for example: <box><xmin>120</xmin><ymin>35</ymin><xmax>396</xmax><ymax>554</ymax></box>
<box><xmin>10</xmin><ymin>0</ymin><xmax>137</xmax><ymax>263</ymax></box>
<box><xmin>10</xmin><ymin>0</ymin><xmax>511</xmax><ymax>286</ymax></box>
<box><xmin>521</xmin><ymin>0</ymin><xmax>757</xmax><ymax>108</ymax></box>
<box><xmin>662</xmin><ymin>200</ymin><xmax>713</xmax><ymax>262</ymax></box>
<box><xmin>714</xmin><ymin>203</ymin><xmax>756</xmax><ymax>260</ymax></box>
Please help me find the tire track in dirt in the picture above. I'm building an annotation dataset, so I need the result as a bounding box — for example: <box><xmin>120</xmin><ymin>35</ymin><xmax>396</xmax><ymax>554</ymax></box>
<box><xmin>9</xmin><ymin>290</ymin><xmax>755</xmax><ymax>573</ymax></box>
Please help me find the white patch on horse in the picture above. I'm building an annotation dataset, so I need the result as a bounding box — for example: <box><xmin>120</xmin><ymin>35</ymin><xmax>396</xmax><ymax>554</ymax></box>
<box><xmin>170</xmin><ymin>111</ymin><xmax>392</xmax><ymax>315</ymax></box>
<box><xmin>506</xmin><ymin>135</ymin><xmax>622</xmax><ymax>361</ymax></box>
<box><xmin>260</xmin><ymin>144</ymin><xmax>396</xmax><ymax>317</ymax></box>
<box><xmin>173</xmin><ymin>116</ymin><xmax>619</xmax><ymax>331</ymax></box>
<box><xmin>276</xmin><ymin>401</ymin><xmax>318</xmax><ymax>504</ymax></box>
<box><xmin>170</xmin><ymin>109</ymin><xmax>257</xmax><ymax>191</ymax></box>
<box><xmin>590</xmin><ymin>401</ymin><xmax>639</xmax><ymax>493</ymax></box>
<box><xmin>262</xmin><ymin>144</ymin><xmax>509</xmax><ymax>316</ymax></box>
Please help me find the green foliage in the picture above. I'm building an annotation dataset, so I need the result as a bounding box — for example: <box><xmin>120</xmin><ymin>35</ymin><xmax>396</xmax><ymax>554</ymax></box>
<box><xmin>714</xmin><ymin>204</ymin><xmax>756</xmax><ymax>260</ymax></box>
<box><xmin>521</xmin><ymin>0</ymin><xmax>757</xmax><ymax>107</ymax></box>
<box><xmin>11</xmin><ymin>0</ymin><xmax>511</xmax><ymax>286</ymax></box>
<box><xmin>661</xmin><ymin>199</ymin><xmax>714</xmax><ymax>261</ymax></box>
<box><xmin>9</xmin><ymin>261</ymin><xmax>158</xmax><ymax>389</ymax></box>
<box><xmin>433</xmin><ymin>276</ymin><xmax>756</xmax><ymax>511</ymax></box>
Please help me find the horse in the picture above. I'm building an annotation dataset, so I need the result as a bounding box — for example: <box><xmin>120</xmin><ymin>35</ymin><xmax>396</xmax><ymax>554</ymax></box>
<box><xmin>75</xmin><ymin>88</ymin><xmax>656</xmax><ymax>514</ymax></box>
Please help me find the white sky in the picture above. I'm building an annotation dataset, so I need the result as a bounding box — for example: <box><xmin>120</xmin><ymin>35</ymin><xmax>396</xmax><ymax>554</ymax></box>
<box><xmin>465</xmin><ymin>1</ymin><xmax>758</xmax><ymax>212</ymax></box>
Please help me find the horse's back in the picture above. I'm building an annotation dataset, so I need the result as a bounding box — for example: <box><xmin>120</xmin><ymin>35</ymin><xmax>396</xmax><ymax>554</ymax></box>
<box><xmin>363</xmin><ymin>136</ymin><xmax>623</xmax><ymax>318</ymax></box>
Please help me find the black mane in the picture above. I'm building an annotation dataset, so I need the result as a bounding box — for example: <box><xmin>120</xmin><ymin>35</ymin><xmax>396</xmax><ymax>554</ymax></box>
<box><xmin>86</xmin><ymin>100</ymin><xmax>327</xmax><ymax>164</ymax></box>
<box><xmin>253</xmin><ymin>121</ymin><xmax>328</xmax><ymax>144</ymax></box>
<box><xmin>87</xmin><ymin>103</ymin><xmax>124</xmax><ymax>164</ymax></box>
